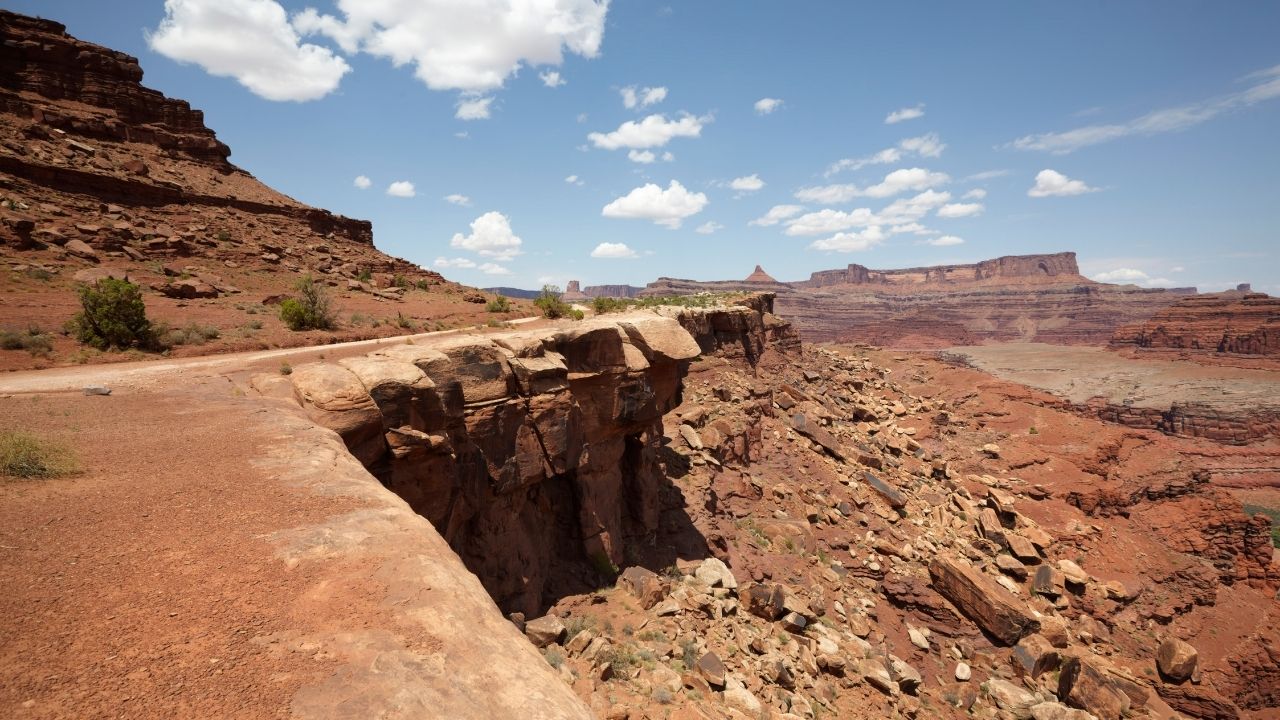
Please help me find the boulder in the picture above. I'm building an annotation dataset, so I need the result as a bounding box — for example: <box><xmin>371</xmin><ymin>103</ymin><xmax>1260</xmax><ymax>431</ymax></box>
<box><xmin>157</xmin><ymin>278</ymin><xmax>219</xmax><ymax>298</ymax></box>
<box><xmin>1156</xmin><ymin>637</ymin><xmax>1198</xmax><ymax>683</ymax></box>
<box><xmin>1058</xmin><ymin>656</ymin><xmax>1131</xmax><ymax>720</ymax></box>
<box><xmin>1010</xmin><ymin>633</ymin><xmax>1060</xmax><ymax>679</ymax></box>
<box><xmin>694</xmin><ymin>557</ymin><xmax>738</xmax><ymax>589</ymax></box>
<box><xmin>694</xmin><ymin>651</ymin><xmax>726</xmax><ymax>688</ymax></box>
<box><xmin>739</xmin><ymin>583</ymin><xmax>787</xmax><ymax>620</ymax></box>
<box><xmin>1006</xmin><ymin>533</ymin><xmax>1040</xmax><ymax>563</ymax></box>
<box><xmin>616</xmin><ymin>566</ymin><xmax>667</xmax><ymax>609</ymax></box>
<box><xmin>524</xmin><ymin>615</ymin><xmax>566</xmax><ymax>648</ymax></box>
<box><xmin>790</xmin><ymin>412</ymin><xmax>847</xmax><ymax>461</ymax></box>
<box><xmin>929</xmin><ymin>556</ymin><xmax>1040</xmax><ymax>645</ymax></box>
<box><xmin>985</xmin><ymin>678</ymin><xmax>1037</xmax><ymax>717</ymax></box>
<box><xmin>64</xmin><ymin>237</ymin><xmax>98</xmax><ymax>262</ymax></box>
<box><xmin>862</xmin><ymin>471</ymin><xmax>907</xmax><ymax>510</ymax></box>
<box><xmin>289</xmin><ymin>363</ymin><xmax>386</xmax><ymax>466</ymax></box>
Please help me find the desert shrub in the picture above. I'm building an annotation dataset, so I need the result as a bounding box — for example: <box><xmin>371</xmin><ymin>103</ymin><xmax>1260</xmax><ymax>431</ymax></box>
<box><xmin>162</xmin><ymin>323</ymin><xmax>221</xmax><ymax>347</ymax></box>
<box><xmin>215</xmin><ymin>230</ymin><xmax>231</xmax><ymax>242</ymax></box>
<box><xmin>356</xmin><ymin>267</ymin><xmax>373</xmax><ymax>283</ymax></box>
<box><xmin>24</xmin><ymin>267</ymin><xmax>53</xmax><ymax>282</ymax></box>
<box><xmin>415</xmin><ymin>279</ymin><xmax>431</xmax><ymax>291</ymax></box>
<box><xmin>534</xmin><ymin>285</ymin><xmax>573</xmax><ymax>319</ymax></box>
<box><xmin>68</xmin><ymin>278</ymin><xmax>156</xmax><ymax>350</ymax></box>
<box><xmin>279</xmin><ymin>275</ymin><xmax>335</xmax><ymax>331</ymax></box>
<box><xmin>392</xmin><ymin>274</ymin><xmax>410</xmax><ymax>289</ymax></box>
<box><xmin>486</xmin><ymin>295</ymin><xmax>512</xmax><ymax>313</ymax></box>
<box><xmin>279</xmin><ymin>362</ymin><xmax>292</xmax><ymax>375</ymax></box>
<box><xmin>0</xmin><ymin>327</ymin><xmax>53</xmax><ymax>355</ymax></box>
<box><xmin>543</xmin><ymin>648</ymin><xmax>564</xmax><ymax>669</ymax></box>
<box><xmin>0</xmin><ymin>430</ymin><xmax>77</xmax><ymax>479</ymax></box>
<box><xmin>569</xmin><ymin>308</ymin><xmax>585</xmax><ymax>321</ymax></box>
<box><xmin>592</xmin><ymin>296</ymin><xmax>632</xmax><ymax>314</ymax></box>
<box><xmin>395</xmin><ymin>312</ymin><xmax>416</xmax><ymax>330</ymax></box>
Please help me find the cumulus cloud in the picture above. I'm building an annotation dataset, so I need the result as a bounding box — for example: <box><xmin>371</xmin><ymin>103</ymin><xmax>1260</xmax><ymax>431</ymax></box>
<box><xmin>926</xmin><ymin>235</ymin><xmax>964</xmax><ymax>247</ymax></box>
<box><xmin>797</xmin><ymin>168</ymin><xmax>950</xmax><ymax>204</ymax></box>
<box><xmin>479</xmin><ymin>262</ymin><xmax>512</xmax><ymax>275</ymax></box>
<box><xmin>450</xmin><ymin>211</ymin><xmax>524</xmax><ymax>260</ymax></box>
<box><xmin>825</xmin><ymin>134</ymin><xmax>945</xmax><ymax>176</ymax></box>
<box><xmin>937</xmin><ymin>202</ymin><xmax>984</xmax><ymax>218</ymax></box>
<box><xmin>588</xmin><ymin>113</ymin><xmax>709</xmax><ymax>150</ymax></box>
<box><xmin>455</xmin><ymin>95</ymin><xmax>494</xmax><ymax>120</ymax></box>
<box><xmin>353</xmin><ymin>175</ymin><xmax>371</xmax><ymax>189</ymax></box>
<box><xmin>540</xmin><ymin>70</ymin><xmax>565</xmax><ymax>87</ymax></box>
<box><xmin>1092</xmin><ymin>268</ymin><xmax>1176</xmax><ymax>287</ymax></box>
<box><xmin>590</xmin><ymin>242</ymin><xmax>639</xmax><ymax>259</ymax></box>
<box><xmin>966</xmin><ymin>169</ymin><xmax>1010</xmax><ymax>181</ymax></box>
<box><xmin>147</xmin><ymin>0</ymin><xmax>351</xmax><ymax>102</ymax></box>
<box><xmin>1027</xmin><ymin>169</ymin><xmax>1097</xmax><ymax>198</ymax></box>
<box><xmin>754</xmin><ymin>97</ymin><xmax>783</xmax><ymax>115</ymax></box>
<box><xmin>749</xmin><ymin>204</ymin><xmax>805</xmax><ymax>227</ymax></box>
<box><xmin>1010</xmin><ymin>64</ymin><xmax>1280</xmax><ymax>153</ymax></box>
<box><xmin>730</xmin><ymin>174</ymin><xmax>765</xmax><ymax>192</ymax></box>
<box><xmin>628</xmin><ymin>149</ymin><xmax>656</xmax><ymax>164</ymax></box>
<box><xmin>809</xmin><ymin>226</ymin><xmax>885</xmax><ymax>252</ymax></box>
<box><xmin>695</xmin><ymin>221</ymin><xmax>724</xmax><ymax>235</ymax></box>
<box><xmin>601</xmin><ymin>180</ymin><xmax>708</xmax><ymax>229</ymax></box>
<box><xmin>444</xmin><ymin>193</ymin><xmax>472</xmax><ymax>206</ymax></box>
<box><xmin>889</xmin><ymin>222</ymin><xmax>937</xmax><ymax>236</ymax></box>
<box><xmin>877</xmin><ymin>190</ymin><xmax>952</xmax><ymax>225</ymax></box>
<box><xmin>433</xmin><ymin>256</ymin><xmax>476</xmax><ymax>268</ymax></box>
<box><xmin>293</xmin><ymin>0</ymin><xmax>608</xmax><ymax>93</ymax></box>
<box><xmin>386</xmin><ymin>180</ymin><xmax>416</xmax><ymax>197</ymax></box>
<box><xmin>784</xmin><ymin>208</ymin><xmax>878</xmax><ymax>237</ymax></box>
<box><xmin>621</xmin><ymin>86</ymin><xmax>667</xmax><ymax>109</ymax></box>
<box><xmin>564</xmin><ymin>174</ymin><xmax>584</xmax><ymax>185</ymax></box>
<box><xmin>885</xmin><ymin>104</ymin><xmax>925</xmax><ymax>124</ymax></box>
<box><xmin>962</xmin><ymin>188</ymin><xmax>987</xmax><ymax>200</ymax></box>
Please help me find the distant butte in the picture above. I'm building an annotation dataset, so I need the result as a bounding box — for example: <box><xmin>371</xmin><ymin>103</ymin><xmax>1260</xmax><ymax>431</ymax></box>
<box><xmin>745</xmin><ymin>264</ymin><xmax>777</xmax><ymax>283</ymax></box>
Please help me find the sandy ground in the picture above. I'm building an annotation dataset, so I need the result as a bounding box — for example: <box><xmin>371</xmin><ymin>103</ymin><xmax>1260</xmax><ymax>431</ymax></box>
<box><xmin>948</xmin><ymin>342</ymin><xmax>1280</xmax><ymax>412</ymax></box>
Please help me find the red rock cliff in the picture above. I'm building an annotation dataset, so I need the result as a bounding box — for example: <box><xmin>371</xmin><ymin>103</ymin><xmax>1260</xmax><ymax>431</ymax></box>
<box><xmin>1112</xmin><ymin>291</ymin><xmax>1279</xmax><ymax>356</ymax></box>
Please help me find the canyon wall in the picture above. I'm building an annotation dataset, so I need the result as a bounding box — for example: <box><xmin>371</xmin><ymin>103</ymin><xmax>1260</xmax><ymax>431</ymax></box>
<box><xmin>1112</xmin><ymin>291</ymin><xmax>1280</xmax><ymax>357</ymax></box>
<box><xmin>795</xmin><ymin>251</ymin><xmax>1085</xmax><ymax>288</ymax></box>
<box><xmin>252</xmin><ymin>299</ymin><xmax>798</xmax><ymax>616</ymax></box>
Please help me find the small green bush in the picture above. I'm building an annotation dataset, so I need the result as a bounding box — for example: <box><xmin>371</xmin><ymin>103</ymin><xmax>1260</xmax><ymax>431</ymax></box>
<box><xmin>392</xmin><ymin>274</ymin><xmax>410</xmax><ymax>289</ymax></box>
<box><xmin>415</xmin><ymin>279</ymin><xmax>431</xmax><ymax>291</ymax></box>
<box><xmin>535</xmin><ymin>285</ymin><xmax>573</xmax><ymax>319</ymax></box>
<box><xmin>395</xmin><ymin>312</ymin><xmax>416</xmax><ymax>330</ymax></box>
<box><xmin>592</xmin><ymin>296</ymin><xmax>632</xmax><ymax>314</ymax></box>
<box><xmin>0</xmin><ymin>327</ymin><xmax>53</xmax><ymax>355</ymax></box>
<box><xmin>279</xmin><ymin>275</ymin><xmax>335</xmax><ymax>331</ymax></box>
<box><xmin>1</xmin><ymin>430</ymin><xmax>77</xmax><ymax>479</ymax></box>
<box><xmin>68</xmin><ymin>278</ymin><xmax>156</xmax><ymax>350</ymax></box>
<box><xmin>279</xmin><ymin>363</ymin><xmax>292</xmax><ymax>375</ymax></box>
<box><xmin>486</xmin><ymin>295</ymin><xmax>512</xmax><ymax>313</ymax></box>
<box><xmin>162</xmin><ymin>323</ymin><xmax>221</xmax><ymax>347</ymax></box>
<box><xmin>356</xmin><ymin>268</ymin><xmax>373</xmax><ymax>283</ymax></box>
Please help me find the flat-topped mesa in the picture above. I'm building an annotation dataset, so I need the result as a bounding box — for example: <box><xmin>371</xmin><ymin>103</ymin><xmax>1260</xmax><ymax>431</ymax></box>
<box><xmin>796</xmin><ymin>252</ymin><xmax>1084</xmax><ymax>289</ymax></box>
<box><xmin>252</xmin><ymin>300</ymin><xmax>797</xmax><ymax>615</ymax></box>
<box><xmin>1111</xmin><ymin>290</ymin><xmax>1280</xmax><ymax>356</ymax></box>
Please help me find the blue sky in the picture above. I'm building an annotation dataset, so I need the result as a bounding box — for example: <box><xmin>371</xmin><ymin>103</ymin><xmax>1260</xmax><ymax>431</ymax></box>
<box><xmin>12</xmin><ymin>1</ymin><xmax>1280</xmax><ymax>292</ymax></box>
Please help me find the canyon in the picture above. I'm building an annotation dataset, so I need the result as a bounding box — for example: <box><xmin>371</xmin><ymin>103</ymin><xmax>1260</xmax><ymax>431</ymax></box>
<box><xmin>1</xmin><ymin>8</ymin><xmax>1277</xmax><ymax>720</ymax></box>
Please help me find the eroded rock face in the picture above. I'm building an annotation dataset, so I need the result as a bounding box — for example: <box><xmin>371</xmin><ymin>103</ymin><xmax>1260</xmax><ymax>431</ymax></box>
<box><xmin>259</xmin><ymin>304</ymin><xmax>793</xmax><ymax>616</ymax></box>
<box><xmin>1112</xmin><ymin>291</ymin><xmax>1279</xmax><ymax>356</ymax></box>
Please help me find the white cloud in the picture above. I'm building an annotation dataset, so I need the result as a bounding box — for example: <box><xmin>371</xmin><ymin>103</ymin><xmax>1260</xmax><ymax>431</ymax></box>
<box><xmin>661</xmin><ymin>151</ymin><xmax>675</xmax><ymax>162</ymax></box>
<box><xmin>885</xmin><ymin>104</ymin><xmax>925</xmax><ymax>124</ymax></box>
<box><xmin>926</xmin><ymin>235</ymin><xmax>964</xmax><ymax>247</ymax></box>
<box><xmin>966</xmin><ymin>169</ymin><xmax>1010</xmax><ymax>181</ymax></box>
<box><xmin>797</xmin><ymin>168</ymin><xmax>949</xmax><ymax>204</ymax></box>
<box><xmin>456</xmin><ymin>95</ymin><xmax>494</xmax><ymax>120</ymax></box>
<box><xmin>962</xmin><ymin>188</ymin><xmax>987</xmax><ymax>200</ymax></box>
<box><xmin>754</xmin><ymin>97</ymin><xmax>783</xmax><ymax>115</ymax></box>
<box><xmin>937</xmin><ymin>202</ymin><xmax>984</xmax><ymax>218</ymax></box>
<box><xmin>628</xmin><ymin>149</ymin><xmax>656</xmax><ymax>164</ymax></box>
<box><xmin>889</xmin><ymin>222</ymin><xmax>937</xmax><ymax>236</ymax></box>
<box><xmin>877</xmin><ymin>190</ymin><xmax>952</xmax><ymax>225</ymax></box>
<box><xmin>450</xmin><ymin>211</ymin><xmax>524</xmax><ymax>260</ymax></box>
<box><xmin>1028</xmin><ymin>169</ymin><xmax>1098</xmax><ymax>198</ymax></box>
<box><xmin>590</xmin><ymin>242</ymin><xmax>639</xmax><ymax>259</ymax></box>
<box><xmin>293</xmin><ymin>0</ymin><xmax>608</xmax><ymax>93</ymax></box>
<box><xmin>748</xmin><ymin>204</ymin><xmax>805</xmax><ymax>227</ymax></box>
<box><xmin>386</xmin><ymin>180</ymin><xmax>416</xmax><ymax>197</ymax></box>
<box><xmin>1011</xmin><ymin>64</ymin><xmax>1280</xmax><ymax>153</ymax></box>
<box><xmin>353</xmin><ymin>175</ymin><xmax>371</xmax><ymax>189</ymax></box>
<box><xmin>730</xmin><ymin>174</ymin><xmax>765</xmax><ymax>192</ymax></box>
<box><xmin>695</xmin><ymin>221</ymin><xmax>724</xmax><ymax>235</ymax></box>
<box><xmin>540</xmin><ymin>70</ymin><xmax>565</xmax><ymax>87</ymax></box>
<box><xmin>434</xmin><ymin>256</ymin><xmax>476</xmax><ymax>268</ymax></box>
<box><xmin>564</xmin><ymin>174</ymin><xmax>584</xmax><ymax>185</ymax></box>
<box><xmin>1091</xmin><ymin>268</ymin><xmax>1175</xmax><ymax>287</ymax></box>
<box><xmin>1170</xmin><ymin>266</ymin><xmax>1185</xmax><ymax>273</ymax></box>
<box><xmin>479</xmin><ymin>262</ymin><xmax>512</xmax><ymax>275</ymax></box>
<box><xmin>147</xmin><ymin>0</ymin><xmax>351</xmax><ymax>102</ymax></box>
<box><xmin>601</xmin><ymin>180</ymin><xmax>708</xmax><ymax>229</ymax></box>
<box><xmin>825</xmin><ymin>134</ymin><xmax>945</xmax><ymax>176</ymax></box>
<box><xmin>784</xmin><ymin>208</ymin><xmax>878</xmax><ymax>237</ymax></box>
<box><xmin>588</xmin><ymin>113</ymin><xmax>709</xmax><ymax>150</ymax></box>
<box><xmin>444</xmin><ymin>193</ymin><xmax>472</xmax><ymax>206</ymax></box>
<box><xmin>809</xmin><ymin>226</ymin><xmax>885</xmax><ymax>252</ymax></box>
<box><xmin>621</xmin><ymin>85</ymin><xmax>668</xmax><ymax>109</ymax></box>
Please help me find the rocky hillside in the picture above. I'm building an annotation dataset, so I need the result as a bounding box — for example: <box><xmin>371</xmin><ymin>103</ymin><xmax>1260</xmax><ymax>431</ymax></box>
<box><xmin>263</xmin><ymin>292</ymin><xmax>1278</xmax><ymax>720</ymax></box>
<box><xmin>639</xmin><ymin>253</ymin><xmax>1196</xmax><ymax>348</ymax></box>
<box><xmin>0</xmin><ymin>10</ymin><xmax>514</xmax><ymax>369</ymax></box>
<box><xmin>1112</xmin><ymin>291</ymin><xmax>1280</xmax><ymax>358</ymax></box>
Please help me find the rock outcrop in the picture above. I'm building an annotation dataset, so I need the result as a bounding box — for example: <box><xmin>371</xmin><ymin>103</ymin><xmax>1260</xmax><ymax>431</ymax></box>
<box><xmin>1112</xmin><ymin>291</ymin><xmax>1279</xmax><ymax>357</ymax></box>
<box><xmin>255</xmin><ymin>299</ymin><xmax>797</xmax><ymax>616</ymax></box>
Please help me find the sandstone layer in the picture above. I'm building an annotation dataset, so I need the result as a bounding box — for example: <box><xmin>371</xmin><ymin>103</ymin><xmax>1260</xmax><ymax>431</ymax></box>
<box><xmin>640</xmin><ymin>252</ymin><xmax>1195</xmax><ymax>348</ymax></box>
<box><xmin>1112</xmin><ymin>291</ymin><xmax>1280</xmax><ymax>358</ymax></box>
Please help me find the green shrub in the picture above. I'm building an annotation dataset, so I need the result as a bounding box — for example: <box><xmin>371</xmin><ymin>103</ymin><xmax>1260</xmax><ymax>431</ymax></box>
<box><xmin>592</xmin><ymin>296</ymin><xmax>632</xmax><ymax>314</ymax></box>
<box><xmin>415</xmin><ymin>279</ymin><xmax>431</xmax><ymax>291</ymax></box>
<box><xmin>1</xmin><ymin>430</ymin><xmax>77</xmax><ymax>479</ymax></box>
<box><xmin>486</xmin><ymin>295</ymin><xmax>512</xmax><ymax>313</ymax></box>
<box><xmin>392</xmin><ymin>274</ymin><xmax>410</xmax><ymax>289</ymax></box>
<box><xmin>162</xmin><ymin>323</ymin><xmax>221</xmax><ymax>347</ymax></box>
<box><xmin>279</xmin><ymin>363</ymin><xmax>292</xmax><ymax>375</ymax></box>
<box><xmin>569</xmin><ymin>308</ymin><xmax>585</xmax><ymax>321</ymax></box>
<box><xmin>395</xmin><ymin>312</ymin><xmax>416</xmax><ymax>330</ymax></box>
<box><xmin>0</xmin><ymin>327</ymin><xmax>53</xmax><ymax>355</ymax></box>
<box><xmin>279</xmin><ymin>275</ymin><xmax>335</xmax><ymax>331</ymax></box>
<box><xmin>68</xmin><ymin>278</ymin><xmax>156</xmax><ymax>350</ymax></box>
<box><xmin>357</xmin><ymin>267</ymin><xmax>373</xmax><ymax>283</ymax></box>
<box><xmin>534</xmin><ymin>285</ymin><xmax>573</xmax><ymax>319</ymax></box>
